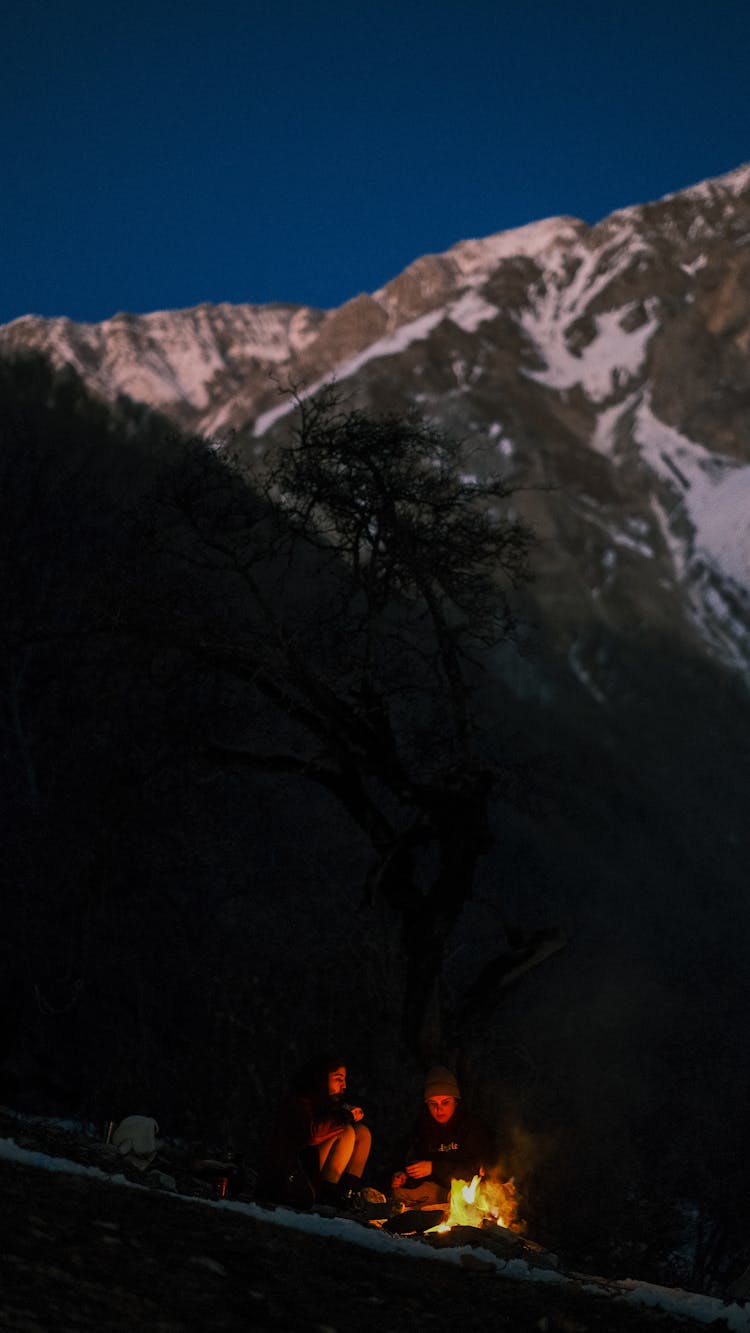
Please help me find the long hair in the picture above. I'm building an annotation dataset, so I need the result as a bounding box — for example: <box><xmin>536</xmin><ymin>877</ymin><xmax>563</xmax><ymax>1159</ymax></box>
<box><xmin>290</xmin><ymin>1053</ymin><xmax>346</xmax><ymax>1102</ymax></box>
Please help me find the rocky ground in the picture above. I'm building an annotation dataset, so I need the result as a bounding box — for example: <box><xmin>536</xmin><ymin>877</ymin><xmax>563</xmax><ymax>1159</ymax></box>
<box><xmin>0</xmin><ymin>1110</ymin><xmax>721</xmax><ymax>1333</ymax></box>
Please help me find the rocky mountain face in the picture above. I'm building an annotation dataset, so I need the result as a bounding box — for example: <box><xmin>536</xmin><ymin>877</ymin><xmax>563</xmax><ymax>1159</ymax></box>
<box><xmin>3</xmin><ymin>163</ymin><xmax>750</xmax><ymax>686</ymax></box>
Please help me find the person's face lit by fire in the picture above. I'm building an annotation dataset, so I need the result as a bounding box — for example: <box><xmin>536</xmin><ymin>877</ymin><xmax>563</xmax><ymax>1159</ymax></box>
<box><xmin>426</xmin><ymin>1094</ymin><xmax>457</xmax><ymax>1124</ymax></box>
<box><xmin>328</xmin><ymin>1066</ymin><xmax>347</xmax><ymax>1097</ymax></box>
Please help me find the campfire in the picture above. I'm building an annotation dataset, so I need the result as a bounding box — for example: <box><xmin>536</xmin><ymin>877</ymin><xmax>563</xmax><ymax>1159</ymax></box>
<box><xmin>429</xmin><ymin>1173</ymin><xmax>520</xmax><ymax>1233</ymax></box>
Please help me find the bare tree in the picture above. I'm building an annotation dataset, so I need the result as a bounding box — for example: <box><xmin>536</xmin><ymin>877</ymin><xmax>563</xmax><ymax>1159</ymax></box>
<box><xmin>154</xmin><ymin>386</ymin><xmax>563</xmax><ymax>1055</ymax></box>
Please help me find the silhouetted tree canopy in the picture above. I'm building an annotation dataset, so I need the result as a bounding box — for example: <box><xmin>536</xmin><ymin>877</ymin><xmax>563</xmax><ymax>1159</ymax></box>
<box><xmin>145</xmin><ymin>386</ymin><xmax>556</xmax><ymax>1054</ymax></box>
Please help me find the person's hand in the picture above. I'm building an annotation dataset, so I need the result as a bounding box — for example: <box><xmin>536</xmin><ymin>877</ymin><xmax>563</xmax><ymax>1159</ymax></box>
<box><xmin>405</xmin><ymin>1160</ymin><xmax>432</xmax><ymax>1179</ymax></box>
<box><xmin>349</xmin><ymin>1105</ymin><xmax>364</xmax><ymax>1122</ymax></box>
<box><xmin>391</xmin><ymin>1171</ymin><xmax>407</xmax><ymax>1188</ymax></box>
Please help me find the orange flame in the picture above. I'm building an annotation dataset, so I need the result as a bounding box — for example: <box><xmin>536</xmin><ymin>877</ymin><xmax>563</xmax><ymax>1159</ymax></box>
<box><xmin>430</xmin><ymin>1173</ymin><xmax>519</xmax><ymax>1233</ymax></box>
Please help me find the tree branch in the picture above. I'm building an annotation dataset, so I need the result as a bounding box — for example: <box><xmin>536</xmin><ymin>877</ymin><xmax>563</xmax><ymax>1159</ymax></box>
<box><xmin>457</xmin><ymin>927</ymin><xmax>568</xmax><ymax>1029</ymax></box>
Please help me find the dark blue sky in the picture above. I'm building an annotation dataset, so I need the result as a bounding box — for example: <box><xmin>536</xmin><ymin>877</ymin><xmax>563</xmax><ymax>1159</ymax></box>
<box><xmin>3</xmin><ymin>0</ymin><xmax>749</xmax><ymax>325</ymax></box>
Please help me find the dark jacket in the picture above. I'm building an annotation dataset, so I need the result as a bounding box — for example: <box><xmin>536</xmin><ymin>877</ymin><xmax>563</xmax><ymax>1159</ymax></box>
<box><xmin>397</xmin><ymin>1103</ymin><xmax>493</xmax><ymax>1190</ymax></box>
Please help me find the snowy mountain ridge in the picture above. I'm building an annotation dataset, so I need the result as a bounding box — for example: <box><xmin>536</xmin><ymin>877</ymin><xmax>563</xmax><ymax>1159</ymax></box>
<box><xmin>2</xmin><ymin>161</ymin><xmax>750</xmax><ymax>685</ymax></box>
<box><xmin>3</xmin><ymin>162</ymin><xmax>746</xmax><ymax>437</ymax></box>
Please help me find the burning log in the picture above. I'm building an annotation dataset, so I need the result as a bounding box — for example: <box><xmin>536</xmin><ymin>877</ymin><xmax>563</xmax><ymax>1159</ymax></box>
<box><xmin>429</xmin><ymin>1173</ymin><xmax>520</xmax><ymax>1233</ymax></box>
<box><xmin>385</xmin><ymin>1173</ymin><xmax>522</xmax><ymax>1240</ymax></box>
<box><xmin>387</xmin><ymin>1173</ymin><xmax>558</xmax><ymax>1273</ymax></box>
<box><xmin>384</xmin><ymin>1205</ymin><xmax>447</xmax><ymax>1235</ymax></box>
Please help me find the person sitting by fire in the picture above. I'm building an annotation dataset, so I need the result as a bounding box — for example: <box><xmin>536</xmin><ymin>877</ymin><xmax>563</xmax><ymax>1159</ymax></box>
<box><xmin>390</xmin><ymin>1065</ymin><xmax>493</xmax><ymax>1209</ymax></box>
<box><xmin>256</xmin><ymin>1053</ymin><xmax>374</xmax><ymax>1209</ymax></box>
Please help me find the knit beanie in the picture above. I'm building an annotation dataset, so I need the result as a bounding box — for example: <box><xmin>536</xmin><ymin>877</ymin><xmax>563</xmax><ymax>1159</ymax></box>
<box><xmin>423</xmin><ymin>1065</ymin><xmax>461</xmax><ymax>1101</ymax></box>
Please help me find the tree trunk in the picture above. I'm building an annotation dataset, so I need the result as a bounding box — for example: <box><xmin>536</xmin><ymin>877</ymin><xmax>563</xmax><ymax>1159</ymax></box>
<box><xmin>399</xmin><ymin>922</ymin><xmax>445</xmax><ymax>1059</ymax></box>
<box><xmin>398</xmin><ymin>816</ymin><xmax>487</xmax><ymax>1059</ymax></box>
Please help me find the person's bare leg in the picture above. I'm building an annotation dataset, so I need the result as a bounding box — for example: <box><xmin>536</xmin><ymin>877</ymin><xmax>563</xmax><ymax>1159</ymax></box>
<box><xmin>318</xmin><ymin>1124</ymin><xmax>356</xmax><ymax>1184</ymax></box>
<box><xmin>346</xmin><ymin>1123</ymin><xmax>371</xmax><ymax>1180</ymax></box>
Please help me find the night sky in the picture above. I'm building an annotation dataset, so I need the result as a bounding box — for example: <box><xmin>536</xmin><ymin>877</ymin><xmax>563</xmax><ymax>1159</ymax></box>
<box><xmin>3</xmin><ymin>0</ymin><xmax>749</xmax><ymax>325</ymax></box>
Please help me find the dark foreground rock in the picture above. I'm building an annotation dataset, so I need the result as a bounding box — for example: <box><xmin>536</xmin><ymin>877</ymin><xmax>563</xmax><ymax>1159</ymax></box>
<box><xmin>0</xmin><ymin>1137</ymin><xmax>703</xmax><ymax>1332</ymax></box>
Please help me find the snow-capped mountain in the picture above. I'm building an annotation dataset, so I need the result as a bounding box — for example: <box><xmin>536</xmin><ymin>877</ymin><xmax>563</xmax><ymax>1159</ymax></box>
<box><xmin>3</xmin><ymin>162</ymin><xmax>750</xmax><ymax>688</ymax></box>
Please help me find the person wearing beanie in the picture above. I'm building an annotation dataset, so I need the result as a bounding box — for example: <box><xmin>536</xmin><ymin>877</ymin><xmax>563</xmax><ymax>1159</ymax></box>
<box><xmin>390</xmin><ymin>1065</ymin><xmax>493</xmax><ymax>1209</ymax></box>
<box><xmin>423</xmin><ymin>1065</ymin><xmax>461</xmax><ymax>1102</ymax></box>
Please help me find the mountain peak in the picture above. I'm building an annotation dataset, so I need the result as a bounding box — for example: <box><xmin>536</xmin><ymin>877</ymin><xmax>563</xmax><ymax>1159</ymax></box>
<box><xmin>662</xmin><ymin>159</ymin><xmax>750</xmax><ymax>203</ymax></box>
<box><xmin>2</xmin><ymin>166</ymin><xmax>750</xmax><ymax>682</ymax></box>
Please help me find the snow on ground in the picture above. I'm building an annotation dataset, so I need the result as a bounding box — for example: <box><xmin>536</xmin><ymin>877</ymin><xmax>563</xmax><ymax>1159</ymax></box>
<box><xmin>0</xmin><ymin>1136</ymin><xmax>143</xmax><ymax>1191</ymax></box>
<box><xmin>619</xmin><ymin>1278</ymin><xmax>750</xmax><ymax>1330</ymax></box>
<box><xmin>1</xmin><ymin>1135</ymin><xmax>748</xmax><ymax>1330</ymax></box>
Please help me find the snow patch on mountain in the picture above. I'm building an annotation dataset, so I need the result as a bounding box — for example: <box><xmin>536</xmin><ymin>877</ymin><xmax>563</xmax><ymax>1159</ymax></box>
<box><xmin>3</xmin><ymin>159</ymin><xmax>750</xmax><ymax>690</ymax></box>
<box><xmin>661</xmin><ymin>161</ymin><xmax>750</xmax><ymax>206</ymax></box>
<box><xmin>681</xmin><ymin>255</ymin><xmax>708</xmax><ymax>276</ymax></box>
<box><xmin>586</xmin><ymin>389</ymin><xmax>750</xmax><ymax>670</ymax></box>
<box><xmin>100</xmin><ymin>323</ymin><xmax>227</xmax><ymax>410</ymax></box>
<box><xmin>628</xmin><ymin>399</ymin><xmax>750</xmax><ymax>668</ymax></box>
<box><xmin>253</xmin><ymin>290</ymin><xmax>502</xmax><ymax>437</ymax></box>
<box><xmin>252</xmin><ymin>303</ymin><xmax>446</xmax><ymax>435</ymax></box>
<box><xmin>590</xmin><ymin>393</ymin><xmax>641</xmax><ymax>456</ymax></box>
<box><xmin>568</xmin><ymin>641</ymin><xmax>607</xmax><ymax>704</ymax></box>
<box><xmin>3</xmin><ymin>302</ymin><xmax>320</xmax><ymax>416</ymax></box>
<box><xmin>447</xmin><ymin>216</ymin><xmax>584</xmax><ymax>281</ymax></box>
<box><xmin>447</xmin><ymin>289</ymin><xmax>501</xmax><ymax>333</ymax></box>
<box><xmin>522</xmin><ymin>300</ymin><xmax>658</xmax><ymax>401</ymax></box>
<box><xmin>513</xmin><ymin>221</ymin><xmax>660</xmax><ymax>402</ymax></box>
<box><xmin>635</xmin><ymin>400</ymin><xmax>750</xmax><ymax>595</ymax></box>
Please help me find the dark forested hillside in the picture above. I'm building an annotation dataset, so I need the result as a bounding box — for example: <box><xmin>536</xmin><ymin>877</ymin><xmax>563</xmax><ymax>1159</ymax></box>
<box><xmin>2</xmin><ymin>353</ymin><xmax>750</xmax><ymax>1294</ymax></box>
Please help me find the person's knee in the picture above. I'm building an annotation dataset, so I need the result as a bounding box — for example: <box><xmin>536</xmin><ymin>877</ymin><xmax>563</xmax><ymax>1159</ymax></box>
<box><xmin>392</xmin><ymin>1179</ymin><xmax>447</xmax><ymax>1208</ymax></box>
<box><xmin>354</xmin><ymin>1123</ymin><xmax>371</xmax><ymax>1153</ymax></box>
<box><xmin>333</xmin><ymin>1124</ymin><xmax>355</xmax><ymax>1156</ymax></box>
<box><xmin>347</xmin><ymin>1121</ymin><xmax>372</xmax><ymax>1176</ymax></box>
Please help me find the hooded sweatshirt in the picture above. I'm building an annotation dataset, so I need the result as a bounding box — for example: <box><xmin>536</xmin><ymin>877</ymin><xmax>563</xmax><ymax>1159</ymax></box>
<box><xmin>398</xmin><ymin>1102</ymin><xmax>493</xmax><ymax>1189</ymax></box>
